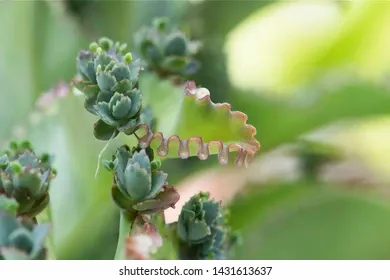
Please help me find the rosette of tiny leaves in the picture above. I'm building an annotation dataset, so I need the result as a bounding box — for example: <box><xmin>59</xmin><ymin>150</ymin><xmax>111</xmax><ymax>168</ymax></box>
<box><xmin>104</xmin><ymin>145</ymin><xmax>179</xmax><ymax>214</ymax></box>
<box><xmin>0</xmin><ymin>210</ymin><xmax>50</xmax><ymax>260</ymax></box>
<box><xmin>75</xmin><ymin>37</ymin><xmax>143</xmax><ymax>140</ymax></box>
<box><xmin>177</xmin><ymin>192</ymin><xmax>232</xmax><ymax>260</ymax></box>
<box><xmin>134</xmin><ymin>17</ymin><xmax>201</xmax><ymax>79</ymax></box>
<box><xmin>0</xmin><ymin>141</ymin><xmax>56</xmax><ymax>218</ymax></box>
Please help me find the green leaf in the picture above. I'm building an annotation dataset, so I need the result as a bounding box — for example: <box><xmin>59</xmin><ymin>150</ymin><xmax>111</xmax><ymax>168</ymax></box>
<box><xmin>136</xmin><ymin>73</ymin><xmax>260</xmax><ymax>167</ymax></box>
<box><xmin>162</xmin><ymin>56</ymin><xmax>190</xmax><ymax>73</ymax></box>
<box><xmin>229</xmin><ymin>181</ymin><xmax>390</xmax><ymax>259</ymax></box>
<box><xmin>164</xmin><ymin>33</ymin><xmax>187</xmax><ymax>57</ymax></box>
<box><xmin>21</xmin><ymin>92</ymin><xmax>130</xmax><ymax>259</ymax></box>
<box><xmin>93</xmin><ymin>119</ymin><xmax>119</xmax><ymax>141</ymax></box>
<box><xmin>187</xmin><ymin>221</ymin><xmax>211</xmax><ymax>242</ymax></box>
<box><xmin>1</xmin><ymin>247</ymin><xmax>31</xmax><ymax>260</ymax></box>
<box><xmin>123</xmin><ymin>165</ymin><xmax>152</xmax><ymax>201</ymax></box>
<box><xmin>111</xmin><ymin>185</ymin><xmax>133</xmax><ymax>211</ymax></box>
<box><xmin>147</xmin><ymin>170</ymin><xmax>168</xmax><ymax>199</ymax></box>
<box><xmin>0</xmin><ymin>196</ymin><xmax>19</xmax><ymax>215</ymax></box>
<box><xmin>230</xmin><ymin>78</ymin><xmax>390</xmax><ymax>151</ymax></box>
<box><xmin>225</xmin><ymin>1</ymin><xmax>390</xmax><ymax>95</ymax></box>
<box><xmin>0</xmin><ymin>1</ymin><xmax>86</xmax><ymax>143</ymax></box>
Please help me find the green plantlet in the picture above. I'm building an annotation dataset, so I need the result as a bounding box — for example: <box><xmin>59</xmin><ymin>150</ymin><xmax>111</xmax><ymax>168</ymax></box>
<box><xmin>177</xmin><ymin>192</ymin><xmax>232</xmax><ymax>260</ymax></box>
<box><xmin>0</xmin><ymin>13</ymin><xmax>262</xmax><ymax>262</ymax></box>
<box><xmin>105</xmin><ymin>145</ymin><xmax>178</xmax><ymax>214</ymax></box>
<box><xmin>75</xmin><ymin>38</ymin><xmax>144</xmax><ymax>140</ymax></box>
<box><xmin>133</xmin><ymin>17</ymin><xmax>201</xmax><ymax>79</ymax></box>
<box><xmin>0</xmin><ymin>210</ymin><xmax>50</xmax><ymax>260</ymax></box>
<box><xmin>0</xmin><ymin>141</ymin><xmax>56</xmax><ymax>218</ymax></box>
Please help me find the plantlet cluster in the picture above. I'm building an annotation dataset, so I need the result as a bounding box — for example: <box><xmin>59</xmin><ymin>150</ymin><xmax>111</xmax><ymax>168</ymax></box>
<box><xmin>0</xmin><ymin>18</ymin><xmax>259</xmax><ymax>260</ymax></box>
<box><xmin>0</xmin><ymin>141</ymin><xmax>55</xmax><ymax>259</ymax></box>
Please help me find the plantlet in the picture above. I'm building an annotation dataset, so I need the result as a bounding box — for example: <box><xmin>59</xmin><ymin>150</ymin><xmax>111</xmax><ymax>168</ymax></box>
<box><xmin>0</xmin><ymin>141</ymin><xmax>56</xmax><ymax>219</ymax></box>
<box><xmin>1</xmin><ymin>18</ymin><xmax>259</xmax><ymax>260</ymax></box>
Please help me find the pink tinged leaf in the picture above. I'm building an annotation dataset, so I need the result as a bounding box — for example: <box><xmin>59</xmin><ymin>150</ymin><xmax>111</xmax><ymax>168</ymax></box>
<box><xmin>134</xmin><ymin>80</ymin><xmax>260</xmax><ymax>167</ymax></box>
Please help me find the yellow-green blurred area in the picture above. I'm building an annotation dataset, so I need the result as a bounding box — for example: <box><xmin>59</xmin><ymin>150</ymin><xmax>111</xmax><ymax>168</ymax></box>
<box><xmin>1</xmin><ymin>0</ymin><xmax>390</xmax><ymax>260</ymax></box>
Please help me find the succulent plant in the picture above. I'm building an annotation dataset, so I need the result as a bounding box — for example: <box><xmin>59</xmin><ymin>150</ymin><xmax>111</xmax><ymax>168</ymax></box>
<box><xmin>0</xmin><ymin>210</ymin><xmax>50</xmax><ymax>260</ymax></box>
<box><xmin>0</xmin><ymin>141</ymin><xmax>56</xmax><ymax>218</ymax></box>
<box><xmin>75</xmin><ymin>37</ymin><xmax>144</xmax><ymax>140</ymax></box>
<box><xmin>104</xmin><ymin>145</ymin><xmax>179</xmax><ymax>214</ymax></box>
<box><xmin>134</xmin><ymin>17</ymin><xmax>201</xmax><ymax>79</ymax></box>
<box><xmin>177</xmin><ymin>192</ymin><xmax>232</xmax><ymax>260</ymax></box>
<box><xmin>0</xmin><ymin>195</ymin><xmax>19</xmax><ymax>215</ymax></box>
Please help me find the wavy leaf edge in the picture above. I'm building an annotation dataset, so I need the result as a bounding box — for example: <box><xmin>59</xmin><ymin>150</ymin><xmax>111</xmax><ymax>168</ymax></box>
<box><xmin>134</xmin><ymin>81</ymin><xmax>260</xmax><ymax>167</ymax></box>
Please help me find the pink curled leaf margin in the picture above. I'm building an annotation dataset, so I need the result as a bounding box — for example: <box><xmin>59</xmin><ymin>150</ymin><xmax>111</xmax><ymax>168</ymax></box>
<box><xmin>133</xmin><ymin>81</ymin><xmax>261</xmax><ymax>168</ymax></box>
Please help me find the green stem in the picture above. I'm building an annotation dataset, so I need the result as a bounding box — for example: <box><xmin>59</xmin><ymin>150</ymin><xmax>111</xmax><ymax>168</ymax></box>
<box><xmin>114</xmin><ymin>211</ymin><xmax>135</xmax><ymax>260</ymax></box>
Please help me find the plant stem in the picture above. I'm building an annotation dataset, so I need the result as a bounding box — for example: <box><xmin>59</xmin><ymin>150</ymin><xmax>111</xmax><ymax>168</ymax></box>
<box><xmin>114</xmin><ymin>211</ymin><xmax>135</xmax><ymax>260</ymax></box>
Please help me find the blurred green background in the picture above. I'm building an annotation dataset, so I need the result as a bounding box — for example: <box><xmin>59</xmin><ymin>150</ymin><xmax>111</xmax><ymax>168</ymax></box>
<box><xmin>1</xmin><ymin>0</ymin><xmax>390</xmax><ymax>260</ymax></box>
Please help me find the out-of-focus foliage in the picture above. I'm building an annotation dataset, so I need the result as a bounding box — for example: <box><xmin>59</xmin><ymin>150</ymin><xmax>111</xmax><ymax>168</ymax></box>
<box><xmin>177</xmin><ymin>192</ymin><xmax>235</xmax><ymax>260</ymax></box>
<box><xmin>0</xmin><ymin>210</ymin><xmax>50</xmax><ymax>260</ymax></box>
<box><xmin>0</xmin><ymin>141</ymin><xmax>56</xmax><ymax>218</ymax></box>
<box><xmin>133</xmin><ymin>18</ymin><xmax>201</xmax><ymax>80</ymax></box>
<box><xmin>1</xmin><ymin>0</ymin><xmax>390</xmax><ymax>260</ymax></box>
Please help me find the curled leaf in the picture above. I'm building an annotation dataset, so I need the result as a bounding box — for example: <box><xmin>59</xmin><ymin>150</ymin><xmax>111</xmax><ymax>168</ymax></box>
<box><xmin>135</xmin><ymin>78</ymin><xmax>260</xmax><ymax>167</ymax></box>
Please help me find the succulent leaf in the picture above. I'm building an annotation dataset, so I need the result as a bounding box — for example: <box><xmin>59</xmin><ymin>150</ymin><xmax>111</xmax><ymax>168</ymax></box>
<box><xmin>123</xmin><ymin>163</ymin><xmax>152</xmax><ymax>201</ymax></box>
<box><xmin>164</xmin><ymin>33</ymin><xmax>188</xmax><ymax>57</ymax></box>
<box><xmin>187</xmin><ymin>221</ymin><xmax>211</xmax><ymax>243</ymax></box>
<box><xmin>111</xmin><ymin>64</ymin><xmax>131</xmax><ymax>82</ymax></box>
<box><xmin>135</xmin><ymin>77</ymin><xmax>260</xmax><ymax>167</ymax></box>
<box><xmin>0</xmin><ymin>196</ymin><xmax>18</xmax><ymax>215</ymax></box>
<box><xmin>96</xmin><ymin>71</ymin><xmax>117</xmax><ymax>91</ymax></box>
<box><xmin>146</xmin><ymin>170</ymin><xmax>167</xmax><ymax>199</ymax></box>
<box><xmin>111</xmin><ymin>185</ymin><xmax>133</xmax><ymax>211</ymax></box>
<box><xmin>77</xmin><ymin>51</ymin><xmax>97</xmax><ymax>83</ymax></box>
<box><xmin>131</xmin><ymin>149</ymin><xmax>152</xmax><ymax>172</ymax></box>
<box><xmin>93</xmin><ymin>119</ymin><xmax>120</xmax><ymax>140</ymax></box>
<box><xmin>132</xmin><ymin>185</ymin><xmax>179</xmax><ymax>214</ymax></box>
<box><xmin>112</xmin><ymin>96</ymin><xmax>133</xmax><ymax>120</ymax></box>
<box><xmin>0</xmin><ymin>211</ymin><xmax>49</xmax><ymax>260</ymax></box>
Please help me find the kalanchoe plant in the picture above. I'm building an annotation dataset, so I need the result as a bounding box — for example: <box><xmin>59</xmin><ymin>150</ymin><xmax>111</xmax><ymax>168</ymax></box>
<box><xmin>70</xmin><ymin>20</ymin><xmax>260</xmax><ymax>260</ymax></box>
<box><xmin>0</xmin><ymin>210</ymin><xmax>50</xmax><ymax>260</ymax></box>
<box><xmin>177</xmin><ymin>192</ymin><xmax>235</xmax><ymax>260</ymax></box>
<box><xmin>0</xmin><ymin>141</ymin><xmax>56</xmax><ymax>218</ymax></box>
<box><xmin>75</xmin><ymin>37</ymin><xmax>144</xmax><ymax>140</ymax></box>
<box><xmin>134</xmin><ymin>17</ymin><xmax>201</xmax><ymax>80</ymax></box>
<box><xmin>104</xmin><ymin>145</ymin><xmax>179</xmax><ymax>215</ymax></box>
<box><xmin>0</xmin><ymin>16</ymin><xmax>259</xmax><ymax>261</ymax></box>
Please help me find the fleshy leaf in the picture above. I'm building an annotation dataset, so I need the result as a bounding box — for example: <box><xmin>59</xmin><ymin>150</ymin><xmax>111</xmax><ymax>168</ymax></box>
<box><xmin>187</xmin><ymin>221</ymin><xmax>211</xmax><ymax>242</ymax></box>
<box><xmin>123</xmin><ymin>164</ymin><xmax>151</xmax><ymax>201</ymax></box>
<box><xmin>133</xmin><ymin>186</ymin><xmax>179</xmax><ymax>214</ymax></box>
<box><xmin>111</xmin><ymin>185</ymin><xmax>133</xmax><ymax>211</ymax></box>
<box><xmin>93</xmin><ymin>119</ymin><xmax>119</xmax><ymax>140</ymax></box>
<box><xmin>134</xmin><ymin>73</ymin><xmax>260</xmax><ymax>167</ymax></box>
<box><xmin>146</xmin><ymin>170</ymin><xmax>168</xmax><ymax>200</ymax></box>
<box><xmin>0</xmin><ymin>196</ymin><xmax>19</xmax><ymax>215</ymax></box>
